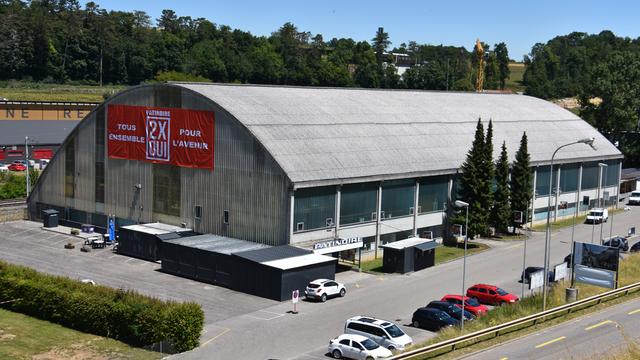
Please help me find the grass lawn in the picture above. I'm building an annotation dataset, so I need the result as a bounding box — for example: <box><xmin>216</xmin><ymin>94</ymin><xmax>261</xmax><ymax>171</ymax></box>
<box><xmin>505</xmin><ymin>62</ymin><xmax>526</xmax><ymax>93</ymax></box>
<box><xmin>409</xmin><ymin>252</ymin><xmax>640</xmax><ymax>359</ymax></box>
<box><xmin>0</xmin><ymin>81</ymin><xmax>124</xmax><ymax>102</ymax></box>
<box><xmin>0</xmin><ymin>308</ymin><xmax>161</xmax><ymax>360</ymax></box>
<box><xmin>360</xmin><ymin>242</ymin><xmax>490</xmax><ymax>273</ymax></box>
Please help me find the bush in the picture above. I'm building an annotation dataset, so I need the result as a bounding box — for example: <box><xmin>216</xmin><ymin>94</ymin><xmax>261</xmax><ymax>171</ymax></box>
<box><xmin>0</xmin><ymin>260</ymin><xmax>203</xmax><ymax>352</ymax></box>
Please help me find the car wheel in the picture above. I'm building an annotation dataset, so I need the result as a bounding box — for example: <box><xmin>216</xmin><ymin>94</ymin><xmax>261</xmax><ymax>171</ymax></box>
<box><xmin>499</xmin><ymin>301</ymin><xmax>506</xmax><ymax>307</ymax></box>
<box><xmin>321</xmin><ymin>293</ymin><xmax>327</xmax><ymax>302</ymax></box>
<box><xmin>331</xmin><ymin>349</ymin><xmax>342</xmax><ymax>359</ymax></box>
<box><xmin>366</xmin><ymin>357</ymin><xmax>374</xmax><ymax>360</ymax></box>
<box><xmin>412</xmin><ymin>320</ymin><xmax>420</xmax><ymax>328</ymax></box>
<box><xmin>339</xmin><ymin>288</ymin><xmax>346</xmax><ymax>297</ymax></box>
<box><xmin>388</xmin><ymin>345</ymin><xmax>396</xmax><ymax>351</ymax></box>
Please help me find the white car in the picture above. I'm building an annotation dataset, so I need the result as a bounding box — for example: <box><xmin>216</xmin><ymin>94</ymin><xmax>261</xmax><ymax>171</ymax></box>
<box><xmin>586</xmin><ymin>208</ymin><xmax>608</xmax><ymax>224</ymax></box>
<box><xmin>328</xmin><ymin>334</ymin><xmax>392</xmax><ymax>360</ymax></box>
<box><xmin>305</xmin><ymin>278</ymin><xmax>346</xmax><ymax>302</ymax></box>
<box><xmin>629</xmin><ymin>191</ymin><xmax>640</xmax><ymax>205</ymax></box>
<box><xmin>344</xmin><ymin>316</ymin><xmax>413</xmax><ymax>351</ymax></box>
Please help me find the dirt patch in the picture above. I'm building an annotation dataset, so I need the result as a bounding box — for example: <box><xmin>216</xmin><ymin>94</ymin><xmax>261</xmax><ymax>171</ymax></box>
<box><xmin>0</xmin><ymin>329</ymin><xmax>16</xmax><ymax>341</ymax></box>
<box><xmin>33</xmin><ymin>342</ymin><xmax>112</xmax><ymax>360</ymax></box>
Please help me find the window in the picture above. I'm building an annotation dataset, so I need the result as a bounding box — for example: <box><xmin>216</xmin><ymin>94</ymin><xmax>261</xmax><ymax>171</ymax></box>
<box><xmin>195</xmin><ymin>205</ymin><xmax>202</xmax><ymax>219</ymax></box>
<box><xmin>535</xmin><ymin>166</ymin><xmax>559</xmax><ymax>196</ymax></box>
<box><xmin>479</xmin><ymin>288</ymin><xmax>487</xmax><ymax>294</ymax></box>
<box><xmin>339</xmin><ymin>339</ymin><xmax>350</xmax><ymax>346</ymax></box>
<box><xmin>341</xmin><ymin>182</ymin><xmax>378</xmax><ymax>225</ymax></box>
<box><xmin>369</xmin><ymin>326</ymin><xmax>386</xmax><ymax>337</ymax></box>
<box><xmin>381</xmin><ymin>179</ymin><xmax>415</xmax><ymax>218</ymax></box>
<box><xmin>419</xmin><ymin>176</ymin><xmax>449</xmax><ymax>213</ymax></box>
<box><xmin>153</xmin><ymin>164</ymin><xmax>181</xmax><ymax>216</ymax></box>
<box><xmin>559</xmin><ymin>164</ymin><xmax>579</xmax><ymax>193</ymax></box>
<box><xmin>64</xmin><ymin>139</ymin><xmax>75</xmax><ymax>198</ymax></box>
<box><xmin>293</xmin><ymin>186</ymin><xmax>335</xmax><ymax>231</ymax></box>
<box><xmin>223</xmin><ymin>210</ymin><xmax>229</xmax><ymax>224</ymax></box>
<box><xmin>489</xmin><ymin>290</ymin><xmax>496</xmax><ymax>295</ymax></box>
<box><xmin>352</xmin><ymin>342</ymin><xmax>364</xmax><ymax>350</ymax></box>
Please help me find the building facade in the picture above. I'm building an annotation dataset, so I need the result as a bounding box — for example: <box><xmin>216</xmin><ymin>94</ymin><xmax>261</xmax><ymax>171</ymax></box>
<box><xmin>27</xmin><ymin>83</ymin><xmax>623</xmax><ymax>255</ymax></box>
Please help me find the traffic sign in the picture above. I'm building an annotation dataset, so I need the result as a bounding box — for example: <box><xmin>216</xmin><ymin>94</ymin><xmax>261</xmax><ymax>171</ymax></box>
<box><xmin>292</xmin><ymin>290</ymin><xmax>299</xmax><ymax>304</ymax></box>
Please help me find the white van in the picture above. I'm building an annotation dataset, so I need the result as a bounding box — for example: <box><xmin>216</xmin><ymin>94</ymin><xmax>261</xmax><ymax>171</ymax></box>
<box><xmin>344</xmin><ymin>316</ymin><xmax>412</xmax><ymax>351</ymax></box>
<box><xmin>629</xmin><ymin>191</ymin><xmax>640</xmax><ymax>205</ymax></box>
<box><xmin>586</xmin><ymin>208</ymin><xmax>609</xmax><ymax>224</ymax></box>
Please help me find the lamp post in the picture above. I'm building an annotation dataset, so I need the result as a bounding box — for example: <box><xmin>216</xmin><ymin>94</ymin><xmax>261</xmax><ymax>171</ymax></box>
<box><xmin>542</xmin><ymin>137</ymin><xmax>595</xmax><ymax>312</ymax></box>
<box><xmin>454</xmin><ymin>200</ymin><xmax>469</xmax><ymax>331</ymax></box>
<box><xmin>599</xmin><ymin>163</ymin><xmax>608</xmax><ymax>244</ymax></box>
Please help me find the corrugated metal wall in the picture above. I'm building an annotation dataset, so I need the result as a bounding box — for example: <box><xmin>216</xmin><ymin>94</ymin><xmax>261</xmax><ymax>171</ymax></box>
<box><xmin>28</xmin><ymin>85</ymin><xmax>292</xmax><ymax>246</ymax></box>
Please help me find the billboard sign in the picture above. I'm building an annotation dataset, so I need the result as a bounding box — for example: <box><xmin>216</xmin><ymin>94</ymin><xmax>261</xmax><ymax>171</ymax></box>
<box><xmin>107</xmin><ymin>104</ymin><xmax>215</xmax><ymax>169</ymax></box>
<box><xmin>574</xmin><ymin>265</ymin><xmax>616</xmax><ymax>289</ymax></box>
<box><xmin>574</xmin><ymin>241</ymin><xmax>620</xmax><ymax>272</ymax></box>
<box><xmin>529</xmin><ymin>270</ymin><xmax>544</xmax><ymax>290</ymax></box>
<box><xmin>554</xmin><ymin>262</ymin><xmax>568</xmax><ymax>282</ymax></box>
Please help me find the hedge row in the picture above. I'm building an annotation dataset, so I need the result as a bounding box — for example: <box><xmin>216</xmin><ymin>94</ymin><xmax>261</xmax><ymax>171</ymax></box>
<box><xmin>0</xmin><ymin>260</ymin><xmax>204</xmax><ymax>352</ymax></box>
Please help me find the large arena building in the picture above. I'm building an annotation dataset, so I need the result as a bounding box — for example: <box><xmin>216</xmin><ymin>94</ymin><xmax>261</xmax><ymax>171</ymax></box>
<box><xmin>27</xmin><ymin>83</ymin><xmax>623</xmax><ymax>260</ymax></box>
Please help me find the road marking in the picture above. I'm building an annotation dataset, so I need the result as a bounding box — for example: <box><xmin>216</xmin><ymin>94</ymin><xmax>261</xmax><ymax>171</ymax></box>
<box><xmin>507</xmin><ymin>244</ymin><xmax>522</xmax><ymax>249</ymax></box>
<box><xmin>499</xmin><ymin>357</ymin><xmax>508</xmax><ymax>360</ymax></box>
<box><xmin>535</xmin><ymin>336</ymin><xmax>566</xmax><ymax>348</ymax></box>
<box><xmin>628</xmin><ymin>309</ymin><xmax>640</xmax><ymax>315</ymax></box>
<box><xmin>200</xmin><ymin>327</ymin><xmax>230</xmax><ymax>348</ymax></box>
<box><xmin>585</xmin><ymin>320</ymin><xmax>612</xmax><ymax>331</ymax></box>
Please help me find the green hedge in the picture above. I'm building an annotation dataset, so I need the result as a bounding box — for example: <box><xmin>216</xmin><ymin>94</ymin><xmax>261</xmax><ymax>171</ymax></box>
<box><xmin>0</xmin><ymin>260</ymin><xmax>203</xmax><ymax>352</ymax></box>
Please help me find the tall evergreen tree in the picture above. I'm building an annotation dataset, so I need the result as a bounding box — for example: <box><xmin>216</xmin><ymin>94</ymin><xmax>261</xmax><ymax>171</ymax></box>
<box><xmin>511</xmin><ymin>132</ymin><xmax>533</xmax><ymax>229</ymax></box>
<box><xmin>492</xmin><ymin>141</ymin><xmax>511</xmax><ymax>233</ymax></box>
<box><xmin>456</xmin><ymin>118</ymin><xmax>488</xmax><ymax>239</ymax></box>
<box><xmin>481</xmin><ymin>119</ymin><xmax>495</xmax><ymax>232</ymax></box>
<box><xmin>494</xmin><ymin>42</ymin><xmax>510</xmax><ymax>90</ymax></box>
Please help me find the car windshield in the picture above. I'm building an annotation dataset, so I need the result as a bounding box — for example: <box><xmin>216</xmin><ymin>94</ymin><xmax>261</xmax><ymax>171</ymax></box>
<box><xmin>436</xmin><ymin>312</ymin><xmax>452</xmax><ymax>320</ymax></box>
<box><xmin>631</xmin><ymin>192</ymin><xmax>640</xmax><ymax>197</ymax></box>
<box><xmin>466</xmin><ymin>298</ymin><xmax>480</xmax><ymax>307</ymax></box>
<box><xmin>589</xmin><ymin>211</ymin><xmax>602</xmax><ymax>216</ymax></box>
<box><xmin>361</xmin><ymin>338</ymin><xmax>379</xmax><ymax>350</ymax></box>
<box><xmin>384</xmin><ymin>324</ymin><xmax>405</xmax><ymax>338</ymax></box>
<box><xmin>496</xmin><ymin>288</ymin><xmax>508</xmax><ymax>296</ymax></box>
<box><xmin>307</xmin><ymin>283</ymin><xmax>320</xmax><ymax>288</ymax></box>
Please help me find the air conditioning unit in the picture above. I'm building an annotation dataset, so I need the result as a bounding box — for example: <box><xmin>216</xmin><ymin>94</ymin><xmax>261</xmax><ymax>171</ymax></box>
<box><xmin>371</xmin><ymin>212</ymin><xmax>377</xmax><ymax>220</ymax></box>
<box><xmin>296</xmin><ymin>222</ymin><xmax>304</xmax><ymax>231</ymax></box>
<box><xmin>409</xmin><ymin>207</ymin><xmax>414</xmax><ymax>215</ymax></box>
<box><xmin>325</xmin><ymin>218</ymin><xmax>334</xmax><ymax>227</ymax></box>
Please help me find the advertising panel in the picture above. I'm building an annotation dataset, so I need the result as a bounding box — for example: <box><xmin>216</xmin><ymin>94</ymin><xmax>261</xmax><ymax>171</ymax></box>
<box><xmin>529</xmin><ymin>270</ymin><xmax>544</xmax><ymax>290</ymax></box>
<box><xmin>554</xmin><ymin>262</ymin><xmax>568</xmax><ymax>282</ymax></box>
<box><xmin>574</xmin><ymin>241</ymin><xmax>620</xmax><ymax>272</ymax></box>
<box><xmin>107</xmin><ymin>104</ymin><xmax>215</xmax><ymax>169</ymax></box>
<box><xmin>574</xmin><ymin>265</ymin><xmax>616</xmax><ymax>289</ymax></box>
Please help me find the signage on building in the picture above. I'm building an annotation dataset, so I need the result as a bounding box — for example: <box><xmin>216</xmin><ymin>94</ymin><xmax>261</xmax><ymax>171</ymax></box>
<box><xmin>313</xmin><ymin>237</ymin><xmax>363</xmax><ymax>254</ymax></box>
<box><xmin>107</xmin><ymin>104</ymin><xmax>215</xmax><ymax>169</ymax></box>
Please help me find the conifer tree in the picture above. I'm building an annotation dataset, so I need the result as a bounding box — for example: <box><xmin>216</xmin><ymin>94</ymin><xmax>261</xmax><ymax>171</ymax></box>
<box><xmin>491</xmin><ymin>141</ymin><xmax>511</xmax><ymax>233</ymax></box>
<box><xmin>511</xmin><ymin>132</ymin><xmax>533</xmax><ymax>228</ymax></box>
<box><xmin>479</xmin><ymin>119</ymin><xmax>494</xmax><ymax>235</ymax></box>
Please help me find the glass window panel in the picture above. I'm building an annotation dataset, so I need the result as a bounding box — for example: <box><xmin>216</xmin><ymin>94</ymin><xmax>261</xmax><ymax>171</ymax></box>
<box><xmin>153</xmin><ymin>164</ymin><xmax>181</xmax><ymax>216</ymax></box>
<box><xmin>581</xmin><ymin>162</ymin><xmax>599</xmax><ymax>190</ymax></box>
<box><xmin>340</xmin><ymin>182</ymin><xmax>378</xmax><ymax>225</ymax></box>
<box><xmin>605</xmin><ymin>161</ymin><xmax>620</xmax><ymax>186</ymax></box>
<box><xmin>536</xmin><ymin>166</ymin><xmax>559</xmax><ymax>197</ymax></box>
<box><xmin>559</xmin><ymin>164</ymin><xmax>579</xmax><ymax>193</ymax></box>
<box><xmin>293</xmin><ymin>186</ymin><xmax>335</xmax><ymax>231</ymax></box>
<box><xmin>381</xmin><ymin>179</ymin><xmax>415</xmax><ymax>218</ymax></box>
<box><xmin>419</xmin><ymin>176</ymin><xmax>448</xmax><ymax>213</ymax></box>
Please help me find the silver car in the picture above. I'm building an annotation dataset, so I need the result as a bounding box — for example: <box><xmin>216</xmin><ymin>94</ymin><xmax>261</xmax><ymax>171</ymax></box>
<box><xmin>328</xmin><ymin>334</ymin><xmax>392</xmax><ymax>359</ymax></box>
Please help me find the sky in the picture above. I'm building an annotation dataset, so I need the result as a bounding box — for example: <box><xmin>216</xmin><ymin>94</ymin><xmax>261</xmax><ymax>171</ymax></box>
<box><xmin>98</xmin><ymin>0</ymin><xmax>640</xmax><ymax>60</ymax></box>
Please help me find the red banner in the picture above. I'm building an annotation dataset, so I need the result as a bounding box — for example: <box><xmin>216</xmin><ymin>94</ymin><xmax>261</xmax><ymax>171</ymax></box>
<box><xmin>107</xmin><ymin>104</ymin><xmax>215</xmax><ymax>169</ymax></box>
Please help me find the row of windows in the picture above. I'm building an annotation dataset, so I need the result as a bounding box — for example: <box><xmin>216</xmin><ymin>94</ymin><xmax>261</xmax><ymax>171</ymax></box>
<box><xmin>293</xmin><ymin>176</ymin><xmax>449</xmax><ymax>232</ymax></box>
<box><xmin>535</xmin><ymin>161</ymin><xmax>621</xmax><ymax>197</ymax></box>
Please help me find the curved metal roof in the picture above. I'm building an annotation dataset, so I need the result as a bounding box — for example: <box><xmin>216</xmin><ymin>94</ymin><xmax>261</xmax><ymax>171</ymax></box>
<box><xmin>176</xmin><ymin>83</ymin><xmax>622</xmax><ymax>187</ymax></box>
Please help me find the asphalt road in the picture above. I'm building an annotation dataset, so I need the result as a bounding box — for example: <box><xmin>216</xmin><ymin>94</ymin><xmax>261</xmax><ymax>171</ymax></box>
<box><xmin>176</xmin><ymin>208</ymin><xmax>640</xmax><ymax>360</ymax></box>
<box><xmin>461</xmin><ymin>298</ymin><xmax>640</xmax><ymax>360</ymax></box>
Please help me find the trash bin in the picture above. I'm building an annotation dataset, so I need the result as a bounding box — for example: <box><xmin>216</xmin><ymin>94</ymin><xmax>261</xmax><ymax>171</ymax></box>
<box><xmin>566</xmin><ymin>287</ymin><xmax>578</xmax><ymax>303</ymax></box>
<box><xmin>42</xmin><ymin>209</ymin><xmax>58</xmax><ymax>228</ymax></box>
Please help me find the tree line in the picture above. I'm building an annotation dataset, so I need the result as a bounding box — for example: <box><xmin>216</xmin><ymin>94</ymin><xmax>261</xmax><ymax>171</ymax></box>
<box><xmin>0</xmin><ymin>1</ymin><xmax>510</xmax><ymax>91</ymax></box>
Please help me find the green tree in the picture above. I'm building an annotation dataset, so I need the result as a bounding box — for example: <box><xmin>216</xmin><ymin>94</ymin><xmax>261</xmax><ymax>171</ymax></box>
<box><xmin>510</xmin><ymin>132</ymin><xmax>533</xmax><ymax>229</ymax></box>
<box><xmin>371</xmin><ymin>27</ymin><xmax>390</xmax><ymax>70</ymax></box>
<box><xmin>480</xmin><ymin>119</ymin><xmax>494</xmax><ymax>235</ymax></box>
<box><xmin>494</xmin><ymin>42</ymin><xmax>510</xmax><ymax>90</ymax></box>
<box><xmin>484</xmin><ymin>52</ymin><xmax>500</xmax><ymax>90</ymax></box>
<box><xmin>491</xmin><ymin>141</ymin><xmax>511</xmax><ymax>234</ymax></box>
<box><xmin>455</xmin><ymin>118</ymin><xmax>489</xmax><ymax>239</ymax></box>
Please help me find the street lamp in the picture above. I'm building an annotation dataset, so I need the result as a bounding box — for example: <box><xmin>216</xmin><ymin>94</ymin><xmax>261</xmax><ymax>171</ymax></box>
<box><xmin>454</xmin><ymin>199</ymin><xmax>469</xmax><ymax>331</ymax></box>
<box><xmin>542</xmin><ymin>137</ymin><xmax>595</xmax><ymax>311</ymax></box>
<box><xmin>598</xmin><ymin>163</ymin><xmax>608</xmax><ymax>244</ymax></box>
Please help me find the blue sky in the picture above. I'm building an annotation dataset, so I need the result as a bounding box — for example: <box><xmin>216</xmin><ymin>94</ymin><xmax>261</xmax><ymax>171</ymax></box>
<box><xmin>98</xmin><ymin>0</ymin><xmax>640</xmax><ymax>59</ymax></box>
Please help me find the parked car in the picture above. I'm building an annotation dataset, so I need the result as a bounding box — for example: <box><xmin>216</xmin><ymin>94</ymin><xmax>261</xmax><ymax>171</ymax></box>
<box><xmin>628</xmin><ymin>191</ymin><xmax>640</xmax><ymax>205</ymax></box>
<box><xmin>411</xmin><ymin>307</ymin><xmax>458</xmax><ymax>331</ymax></box>
<box><xmin>344</xmin><ymin>316</ymin><xmax>412</xmax><ymax>351</ymax></box>
<box><xmin>603</xmin><ymin>236</ymin><xmax>629</xmax><ymax>252</ymax></box>
<box><xmin>0</xmin><ymin>163</ymin><xmax>9</xmax><ymax>172</ymax></box>
<box><xmin>564</xmin><ymin>253</ymin><xmax>574</xmax><ymax>267</ymax></box>
<box><xmin>328</xmin><ymin>333</ymin><xmax>392</xmax><ymax>360</ymax></box>
<box><xmin>466</xmin><ymin>284</ymin><xmax>519</xmax><ymax>306</ymax></box>
<box><xmin>630</xmin><ymin>241</ymin><xmax>640</xmax><ymax>253</ymax></box>
<box><xmin>585</xmin><ymin>208</ymin><xmax>608</xmax><ymax>224</ymax></box>
<box><xmin>425</xmin><ymin>300</ymin><xmax>475</xmax><ymax>321</ymax></box>
<box><xmin>12</xmin><ymin>160</ymin><xmax>26</xmax><ymax>165</ymax></box>
<box><xmin>440</xmin><ymin>294</ymin><xmax>488</xmax><ymax>316</ymax></box>
<box><xmin>8</xmin><ymin>163</ymin><xmax>26</xmax><ymax>171</ymax></box>
<box><xmin>305</xmin><ymin>279</ymin><xmax>346</xmax><ymax>302</ymax></box>
<box><xmin>520</xmin><ymin>266</ymin><xmax>554</xmax><ymax>283</ymax></box>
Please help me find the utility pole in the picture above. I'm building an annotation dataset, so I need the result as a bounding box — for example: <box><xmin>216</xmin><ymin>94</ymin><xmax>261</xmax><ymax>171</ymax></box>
<box><xmin>25</xmin><ymin>136</ymin><xmax>30</xmax><ymax>197</ymax></box>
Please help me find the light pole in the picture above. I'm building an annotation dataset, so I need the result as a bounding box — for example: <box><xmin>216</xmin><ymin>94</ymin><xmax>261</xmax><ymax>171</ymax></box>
<box><xmin>599</xmin><ymin>163</ymin><xmax>608</xmax><ymax>244</ymax></box>
<box><xmin>542</xmin><ymin>137</ymin><xmax>595</xmax><ymax>312</ymax></box>
<box><xmin>455</xmin><ymin>200</ymin><xmax>469</xmax><ymax>332</ymax></box>
<box><xmin>521</xmin><ymin>208</ymin><xmax>529</xmax><ymax>299</ymax></box>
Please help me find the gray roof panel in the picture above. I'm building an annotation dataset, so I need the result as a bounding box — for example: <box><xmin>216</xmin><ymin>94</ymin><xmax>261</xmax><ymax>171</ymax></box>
<box><xmin>176</xmin><ymin>84</ymin><xmax>623</xmax><ymax>186</ymax></box>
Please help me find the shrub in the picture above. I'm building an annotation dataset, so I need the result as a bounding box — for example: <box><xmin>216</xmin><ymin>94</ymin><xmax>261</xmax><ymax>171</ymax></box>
<box><xmin>0</xmin><ymin>260</ymin><xmax>203</xmax><ymax>352</ymax></box>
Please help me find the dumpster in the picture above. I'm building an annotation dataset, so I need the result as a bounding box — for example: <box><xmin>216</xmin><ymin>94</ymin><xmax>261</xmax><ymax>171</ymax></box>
<box><xmin>42</xmin><ymin>209</ymin><xmax>59</xmax><ymax>228</ymax></box>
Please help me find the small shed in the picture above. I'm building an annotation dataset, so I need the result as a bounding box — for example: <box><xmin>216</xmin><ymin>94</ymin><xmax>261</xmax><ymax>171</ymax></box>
<box><xmin>232</xmin><ymin>246</ymin><xmax>337</xmax><ymax>301</ymax></box>
<box><xmin>380</xmin><ymin>237</ymin><xmax>438</xmax><ymax>274</ymax></box>
<box><xmin>160</xmin><ymin>234</ymin><xmax>270</xmax><ymax>287</ymax></box>
<box><xmin>118</xmin><ymin>223</ymin><xmax>193</xmax><ymax>261</ymax></box>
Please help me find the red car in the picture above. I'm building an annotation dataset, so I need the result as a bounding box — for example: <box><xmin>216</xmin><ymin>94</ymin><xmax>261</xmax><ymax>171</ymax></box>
<box><xmin>466</xmin><ymin>284</ymin><xmax>519</xmax><ymax>306</ymax></box>
<box><xmin>440</xmin><ymin>294</ymin><xmax>488</xmax><ymax>316</ymax></box>
<box><xmin>8</xmin><ymin>163</ymin><xmax>26</xmax><ymax>171</ymax></box>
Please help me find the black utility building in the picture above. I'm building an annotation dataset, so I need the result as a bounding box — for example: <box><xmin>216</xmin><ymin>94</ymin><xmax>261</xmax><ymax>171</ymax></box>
<box><xmin>119</xmin><ymin>223</ymin><xmax>193</xmax><ymax>261</ymax></box>
<box><xmin>380</xmin><ymin>237</ymin><xmax>437</xmax><ymax>274</ymax></box>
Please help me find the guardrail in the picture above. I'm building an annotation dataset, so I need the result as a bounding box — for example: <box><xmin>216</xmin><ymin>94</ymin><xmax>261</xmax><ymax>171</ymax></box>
<box><xmin>0</xmin><ymin>199</ymin><xmax>26</xmax><ymax>208</ymax></box>
<box><xmin>391</xmin><ymin>281</ymin><xmax>640</xmax><ymax>359</ymax></box>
